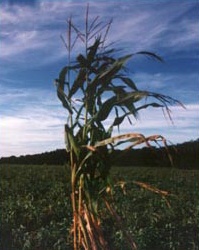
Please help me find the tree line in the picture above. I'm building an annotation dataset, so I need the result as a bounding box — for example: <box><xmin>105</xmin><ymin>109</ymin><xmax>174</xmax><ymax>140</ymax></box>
<box><xmin>1</xmin><ymin>139</ymin><xmax>198</xmax><ymax>169</ymax></box>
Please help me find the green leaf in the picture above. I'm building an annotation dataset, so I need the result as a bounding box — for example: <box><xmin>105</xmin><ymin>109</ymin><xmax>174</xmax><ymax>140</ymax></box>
<box><xmin>65</xmin><ymin>124</ymin><xmax>80</xmax><ymax>157</ymax></box>
<box><xmin>112</xmin><ymin>113</ymin><xmax>128</xmax><ymax>126</ymax></box>
<box><xmin>77</xmin><ymin>54</ymin><xmax>87</xmax><ymax>67</ymax></box>
<box><xmin>56</xmin><ymin>68</ymin><xmax>73</xmax><ymax>114</ymax></box>
<box><xmin>113</xmin><ymin>89</ymin><xmax>139</xmax><ymax>118</ymax></box>
<box><xmin>59</xmin><ymin>66</ymin><xmax>68</xmax><ymax>85</ymax></box>
<box><xmin>86</xmin><ymin>94</ymin><xmax>96</xmax><ymax>116</ymax></box>
<box><xmin>121</xmin><ymin>100</ymin><xmax>138</xmax><ymax>118</ymax></box>
<box><xmin>68</xmin><ymin>68</ymin><xmax>86</xmax><ymax>98</ymax></box>
<box><xmin>57</xmin><ymin>89</ymin><xmax>73</xmax><ymax>114</ymax></box>
<box><xmin>119</xmin><ymin>77</ymin><xmax>138</xmax><ymax>91</ymax></box>
<box><xmin>135</xmin><ymin>51</ymin><xmax>164</xmax><ymax>62</ymax></box>
<box><xmin>98</xmin><ymin>54</ymin><xmax>132</xmax><ymax>83</ymax></box>
<box><xmin>96</xmin><ymin>96</ymin><xmax>117</xmax><ymax>121</ymax></box>
<box><xmin>136</xmin><ymin>102</ymin><xmax>164</xmax><ymax>111</ymax></box>
<box><xmin>87</xmin><ymin>37</ymin><xmax>101</xmax><ymax>63</ymax></box>
<box><xmin>116</xmin><ymin>91</ymin><xmax>148</xmax><ymax>104</ymax></box>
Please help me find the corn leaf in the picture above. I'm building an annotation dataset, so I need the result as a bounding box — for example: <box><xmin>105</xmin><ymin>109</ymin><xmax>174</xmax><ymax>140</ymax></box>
<box><xmin>87</xmin><ymin>37</ymin><xmax>101</xmax><ymax>63</ymax></box>
<box><xmin>119</xmin><ymin>76</ymin><xmax>138</xmax><ymax>91</ymax></box>
<box><xmin>133</xmin><ymin>181</ymin><xmax>169</xmax><ymax>196</ymax></box>
<box><xmin>136</xmin><ymin>102</ymin><xmax>164</xmax><ymax>111</ymax></box>
<box><xmin>68</xmin><ymin>68</ymin><xmax>86</xmax><ymax>98</ymax></box>
<box><xmin>77</xmin><ymin>54</ymin><xmax>87</xmax><ymax>67</ymax></box>
<box><xmin>135</xmin><ymin>51</ymin><xmax>163</xmax><ymax>62</ymax></box>
<box><xmin>98</xmin><ymin>54</ymin><xmax>132</xmax><ymax>83</ymax></box>
<box><xmin>116</xmin><ymin>91</ymin><xmax>148</xmax><ymax>104</ymax></box>
<box><xmin>112</xmin><ymin>113</ymin><xmax>130</xmax><ymax>127</ymax></box>
<box><xmin>59</xmin><ymin>66</ymin><xmax>68</xmax><ymax>85</ymax></box>
<box><xmin>120</xmin><ymin>99</ymin><xmax>138</xmax><ymax>118</ymax></box>
<box><xmin>96</xmin><ymin>96</ymin><xmax>117</xmax><ymax>121</ymax></box>
<box><xmin>57</xmin><ymin>82</ymin><xmax>73</xmax><ymax>114</ymax></box>
<box><xmin>95</xmin><ymin>133</ymin><xmax>145</xmax><ymax>147</ymax></box>
<box><xmin>65</xmin><ymin>124</ymin><xmax>80</xmax><ymax>157</ymax></box>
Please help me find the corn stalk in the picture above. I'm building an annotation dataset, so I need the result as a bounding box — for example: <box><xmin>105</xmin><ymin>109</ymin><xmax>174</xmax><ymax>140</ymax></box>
<box><xmin>55</xmin><ymin>5</ymin><xmax>183</xmax><ymax>250</ymax></box>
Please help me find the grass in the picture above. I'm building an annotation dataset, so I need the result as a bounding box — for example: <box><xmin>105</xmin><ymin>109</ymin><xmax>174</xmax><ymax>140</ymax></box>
<box><xmin>1</xmin><ymin>164</ymin><xmax>198</xmax><ymax>250</ymax></box>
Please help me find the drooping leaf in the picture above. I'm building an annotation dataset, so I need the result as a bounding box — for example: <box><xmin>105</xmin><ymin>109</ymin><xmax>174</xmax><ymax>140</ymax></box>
<box><xmin>56</xmin><ymin>74</ymin><xmax>73</xmax><ymax>114</ymax></box>
<box><xmin>77</xmin><ymin>54</ymin><xmax>87</xmax><ymax>67</ymax></box>
<box><xmin>96</xmin><ymin>96</ymin><xmax>117</xmax><ymax>121</ymax></box>
<box><xmin>99</xmin><ymin>54</ymin><xmax>132</xmax><ymax>82</ymax></box>
<box><xmin>121</xmin><ymin>100</ymin><xmax>138</xmax><ymax>118</ymax></box>
<box><xmin>136</xmin><ymin>102</ymin><xmax>164</xmax><ymax>112</ymax></box>
<box><xmin>65</xmin><ymin>124</ymin><xmax>80</xmax><ymax>157</ymax></box>
<box><xmin>68</xmin><ymin>68</ymin><xmax>86</xmax><ymax>98</ymax></box>
<box><xmin>111</xmin><ymin>89</ymin><xmax>138</xmax><ymax>118</ymax></box>
<box><xmin>119</xmin><ymin>77</ymin><xmax>138</xmax><ymax>91</ymax></box>
<box><xmin>135</xmin><ymin>51</ymin><xmax>164</xmax><ymax>62</ymax></box>
<box><xmin>87</xmin><ymin>37</ymin><xmax>101</xmax><ymax>63</ymax></box>
<box><xmin>57</xmin><ymin>87</ymin><xmax>73</xmax><ymax>114</ymax></box>
<box><xmin>56</xmin><ymin>66</ymin><xmax>81</xmax><ymax>113</ymax></box>
<box><xmin>94</xmin><ymin>133</ymin><xmax>145</xmax><ymax>147</ymax></box>
<box><xmin>133</xmin><ymin>181</ymin><xmax>169</xmax><ymax>196</ymax></box>
<box><xmin>112</xmin><ymin>113</ymin><xmax>128</xmax><ymax>127</ymax></box>
<box><xmin>59</xmin><ymin>66</ymin><xmax>68</xmax><ymax>85</ymax></box>
<box><xmin>116</xmin><ymin>91</ymin><xmax>148</xmax><ymax>104</ymax></box>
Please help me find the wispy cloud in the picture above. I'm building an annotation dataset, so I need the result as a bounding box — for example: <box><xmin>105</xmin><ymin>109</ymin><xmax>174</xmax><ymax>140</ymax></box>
<box><xmin>0</xmin><ymin>85</ymin><xmax>66</xmax><ymax>157</ymax></box>
<box><xmin>1</xmin><ymin>115</ymin><xmax>65</xmax><ymax>157</ymax></box>
<box><xmin>1</xmin><ymin>1</ymin><xmax>198</xmax><ymax>64</ymax></box>
<box><xmin>0</xmin><ymin>1</ymin><xmax>198</xmax><ymax>157</ymax></box>
<box><xmin>131</xmin><ymin>72</ymin><xmax>199</xmax><ymax>103</ymax></box>
<box><xmin>109</xmin><ymin>103</ymin><xmax>199</xmax><ymax>145</ymax></box>
<box><xmin>1</xmin><ymin>82</ymin><xmax>198</xmax><ymax>157</ymax></box>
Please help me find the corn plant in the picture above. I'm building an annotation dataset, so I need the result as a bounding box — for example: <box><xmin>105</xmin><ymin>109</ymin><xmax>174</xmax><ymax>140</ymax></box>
<box><xmin>55</xmin><ymin>5</ymin><xmax>183</xmax><ymax>250</ymax></box>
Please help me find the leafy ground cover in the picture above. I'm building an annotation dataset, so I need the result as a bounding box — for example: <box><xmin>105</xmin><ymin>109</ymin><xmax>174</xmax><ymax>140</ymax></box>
<box><xmin>0</xmin><ymin>164</ymin><xmax>198</xmax><ymax>250</ymax></box>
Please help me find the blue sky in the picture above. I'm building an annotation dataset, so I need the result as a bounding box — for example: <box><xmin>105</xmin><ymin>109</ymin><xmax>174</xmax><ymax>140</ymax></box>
<box><xmin>0</xmin><ymin>0</ymin><xmax>199</xmax><ymax>157</ymax></box>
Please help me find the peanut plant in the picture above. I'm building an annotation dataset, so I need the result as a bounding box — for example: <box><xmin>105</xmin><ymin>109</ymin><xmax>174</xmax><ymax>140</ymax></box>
<box><xmin>55</xmin><ymin>5</ymin><xmax>183</xmax><ymax>250</ymax></box>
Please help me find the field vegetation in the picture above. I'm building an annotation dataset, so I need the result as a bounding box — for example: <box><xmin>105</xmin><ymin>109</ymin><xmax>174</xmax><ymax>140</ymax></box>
<box><xmin>1</xmin><ymin>164</ymin><xmax>198</xmax><ymax>250</ymax></box>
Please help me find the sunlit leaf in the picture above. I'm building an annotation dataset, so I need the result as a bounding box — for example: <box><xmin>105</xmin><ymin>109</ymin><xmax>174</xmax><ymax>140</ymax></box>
<box><xmin>65</xmin><ymin>124</ymin><xmax>80</xmax><ymax>157</ymax></box>
<box><xmin>116</xmin><ymin>91</ymin><xmax>148</xmax><ymax>104</ymax></box>
<box><xmin>95</xmin><ymin>133</ymin><xmax>145</xmax><ymax>147</ymax></box>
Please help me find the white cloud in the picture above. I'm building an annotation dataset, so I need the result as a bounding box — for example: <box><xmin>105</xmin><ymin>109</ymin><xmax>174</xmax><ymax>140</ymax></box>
<box><xmin>115</xmin><ymin>103</ymin><xmax>199</xmax><ymax>144</ymax></box>
<box><xmin>0</xmin><ymin>1</ymin><xmax>198</xmax><ymax>64</ymax></box>
<box><xmin>0</xmin><ymin>84</ymin><xmax>67</xmax><ymax>156</ymax></box>
<box><xmin>0</xmin><ymin>102</ymin><xmax>67</xmax><ymax>157</ymax></box>
<box><xmin>0</xmin><ymin>115</ymin><xmax>65</xmax><ymax>157</ymax></box>
<box><xmin>1</xmin><ymin>85</ymin><xmax>198</xmax><ymax>156</ymax></box>
<box><xmin>1</xmin><ymin>67</ymin><xmax>198</xmax><ymax>157</ymax></box>
<box><xmin>0</xmin><ymin>1</ymin><xmax>198</xmax><ymax>157</ymax></box>
<box><xmin>128</xmin><ymin>72</ymin><xmax>199</xmax><ymax>104</ymax></box>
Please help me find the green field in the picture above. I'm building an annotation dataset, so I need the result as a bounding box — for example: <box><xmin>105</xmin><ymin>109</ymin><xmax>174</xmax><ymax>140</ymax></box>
<box><xmin>1</xmin><ymin>164</ymin><xmax>198</xmax><ymax>250</ymax></box>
